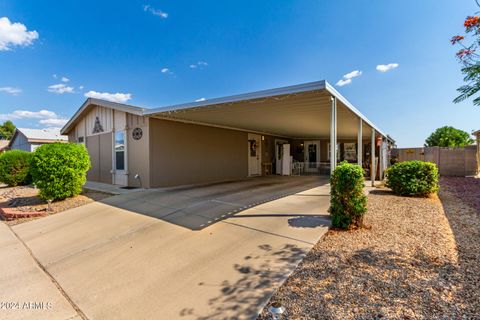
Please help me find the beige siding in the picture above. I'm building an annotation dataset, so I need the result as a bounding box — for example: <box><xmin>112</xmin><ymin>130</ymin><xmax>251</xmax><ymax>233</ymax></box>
<box><xmin>85</xmin><ymin>105</ymin><xmax>114</xmax><ymax>136</ymax></box>
<box><xmin>86</xmin><ymin>132</ymin><xmax>113</xmax><ymax>183</ymax></box>
<box><xmin>149</xmin><ymin>118</ymin><xmax>248</xmax><ymax>187</ymax></box>
<box><xmin>127</xmin><ymin>114</ymin><xmax>150</xmax><ymax>188</ymax></box>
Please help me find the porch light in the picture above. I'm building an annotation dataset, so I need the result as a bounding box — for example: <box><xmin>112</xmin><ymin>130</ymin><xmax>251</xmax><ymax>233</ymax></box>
<box><xmin>268</xmin><ymin>302</ymin><xmax>286</xmax><ymax>319</ymax></box>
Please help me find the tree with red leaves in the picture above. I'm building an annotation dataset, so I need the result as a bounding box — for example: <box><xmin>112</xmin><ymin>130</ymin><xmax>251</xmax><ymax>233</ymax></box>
<box><xmin>452</xmin><ymin>2</ymin><xmax>480</xmax><ymax>106</ymax></box>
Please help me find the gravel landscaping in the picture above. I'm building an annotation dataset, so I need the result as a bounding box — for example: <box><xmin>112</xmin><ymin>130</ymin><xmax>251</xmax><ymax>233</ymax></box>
<box><xmin>0</xmin><ymin>185</ymin><xmax>111</xmax><ymax>225</ymax></box>
<box><xmin>259</xmin><ymin>177</ymin><xmax>480</xmax><ymax>319</ymax></box>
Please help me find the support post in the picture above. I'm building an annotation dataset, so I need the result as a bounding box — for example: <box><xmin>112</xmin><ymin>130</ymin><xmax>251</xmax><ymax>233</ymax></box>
<box><xmin>379</xmin><ymin>137</ymin><xmax>384</xmax><ymax>180</ymax></box>
<box><xmin>357</xmin><ymin>118</ymin><xmax>363</xmax><ymax>167</ymax></box>
<box><xmin>330</xmin><ymin>96</ymin><xmax>337</xmax><ymax>174</ymax></box>
<box><xmin>371</xmin><ymin>128</ymin><xmax>376</xmax><ymax>187</ymax></box>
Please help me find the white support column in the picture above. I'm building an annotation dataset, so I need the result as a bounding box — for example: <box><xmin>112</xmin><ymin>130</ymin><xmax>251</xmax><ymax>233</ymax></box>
<box><xmin>371</xmin><ymin>128</ymin><xmax>376</xmax><ymax>187</ymax></box>
<box><xmin>357</xmin><ymin>118</ymin><xmax>363</xmax><ymax>167</ymax></box>
<box><xmin>330</xmin><ymin>96</ymin><xmax>337</xmax><ymax>174</ymax></box>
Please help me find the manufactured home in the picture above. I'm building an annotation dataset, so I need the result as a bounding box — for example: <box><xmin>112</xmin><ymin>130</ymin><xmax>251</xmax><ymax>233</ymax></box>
<box><xmin>61</xmin><ymin>80</ymin><xmax>394</xmax><ymax>188</ymax></box>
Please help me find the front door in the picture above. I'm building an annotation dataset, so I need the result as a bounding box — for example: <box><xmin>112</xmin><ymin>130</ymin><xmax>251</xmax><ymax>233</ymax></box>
<box><xmin>113</xmin><ymin>130</ymin><xmax>128</xmax><ymax>186</ymax></box>
<box><xmin>304</xmin><ymin>140</ymin><xmax>320</xmax><ymax>173</ymax></box>
<box><xmin>248</xmin><ymin>133</ymin><xmax>262</xmax><ymax>176</ymax></box>
<box><xmin>275</xmin><ymin>139</ymin><xmax>289</xmax><ymax>175</ymax></box>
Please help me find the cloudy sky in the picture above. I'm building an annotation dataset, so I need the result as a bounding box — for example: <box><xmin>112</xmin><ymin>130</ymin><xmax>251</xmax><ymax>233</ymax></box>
<box><xmin>0</xmin><ymin>1</ymin><xmax>479</xmax><ymax>147</ymax></box>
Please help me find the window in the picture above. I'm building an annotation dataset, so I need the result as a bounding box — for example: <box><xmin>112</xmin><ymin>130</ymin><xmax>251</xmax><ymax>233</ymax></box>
<box><xmin>115</xmin><ymin>131</ymin><xmax>125</xmax><ymax>171</ymax></box>
<box><xmin>327</xmin><ymin>143</ymin><xmax>340</xmax><ymax>161</ymax></box>
<box><xmin>344</xmin><ymin>143</ymin><xmax>357</xmax><ymax>161</ymax></box>
<box><xmin>78</xmin><ymin>136</ymin><xmax>84</xmax><ymax>144</ymax></box>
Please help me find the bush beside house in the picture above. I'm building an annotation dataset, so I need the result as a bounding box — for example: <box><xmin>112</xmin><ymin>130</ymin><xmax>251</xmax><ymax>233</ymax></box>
<box><xmin>329</xmin><ymin>161</ymin><xmax>367</xmax><ymax>229</ymax></box>
<box><xmin>0</xmin><ymin>150</ymin><xmax>32</xmax><ymax>186</ymax></box>
<box><xmin>30</xmin><ymin>143</ymin><xmax>90</xmax><ymax>201</ymax></box>
<box><xmin>385</xmin><ymin>160</ymin><xmax>439</xmax><ymax>197</ymax></box>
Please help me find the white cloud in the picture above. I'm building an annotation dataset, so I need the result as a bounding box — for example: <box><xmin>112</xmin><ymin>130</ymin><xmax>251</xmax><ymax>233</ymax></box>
<box><xmin>39</xmin><ymin>118</ymin><xmax>68</xmax><ymax>126</ymax></box>
<box><xmin>190</xmin><ymin>61</ymin><xmax>208</xmax><ymax>69</ymax></box>
<box><xmin>48</xmin><ymin>83</ymin><xmax>74</xmax><ymax>94</ymax></box>
<box><xmin>335</xmin><ymin>69</ymin><xmax>362</xmax><ymax>87</ymax></box>
<box><xmin>336</xmin><ymin>79</ymin><xmax>352</xmax><ymax>87</ymax></box>
<box><xmin>0</xmin><ymin>109</ymin><xmax>68</xmax><ymax>128</ymax></box>
<box><xmin>84</xmin><ymin>91</ymin><xmax>132</xmax><ymax>103</ymax></box>
<box><xmin>52</xmin><ymin>74</ymin><xmax>57</xmax><ymax>79</ymax></box>
<box><xmin>161</xmin><ymin>67</ymin><xmax>169</xmax><ymax>73</ymax></box>
<box><xmin>343</xmin><ymin>70</ymin><xmax>362</xmax><ymax>79</ymax></box>
<box><xmin>0</xmin><ymin>86</ymin><xmax>21</xmax><ymax>95</ymax></box>
<box><xmin>195</xmin><ymin>97</ymin><xmax>206</xmax><ymax>102</ymax></box>
<box><xmin>143</xmin><ymin>5</ymin><xmax>168</xmax><ymax>18</ymax></box>
<box><xmin>376</xmin><ymin>63</ymin><xmax>399</xmax><ymax>73</ymax></box>
<box><xmin>0</xmin><ymin>17</ymin><xmax>39</xmax><ymax>51</ymax></box>
<box><xmin>61</xmin><ymin>76</ymin><xmax>69</xmax><ymax>82</ymax></box>
<box><xmin>79</xmin><ymin>85</ymin><xmax>84</xmax><ymax>90</ymax></box>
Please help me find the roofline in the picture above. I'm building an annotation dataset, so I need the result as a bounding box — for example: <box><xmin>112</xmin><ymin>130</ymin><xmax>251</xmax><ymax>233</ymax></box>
<box><xmin>324</xmin><ymin>81</ymin><xmax>389</xmax><ymax>139</ymax></box>
<box><xmin>145</xmin><ymin>79</ymin><xmax>391</xmax><ymax>139</ymax></box>
<box><xmin>144</xmin><ymin>80</ymin><xmax>327</xmax><ymax>115</ymax></box>
<box><xmin>60</xmin><ymin>98</ymin><xmax>145</xmax><ymax>135</ymax></box>
<box><xmin>60</xmin><ymin>80</ymin><xmax>394</xmax><ymax>141</ymax></box>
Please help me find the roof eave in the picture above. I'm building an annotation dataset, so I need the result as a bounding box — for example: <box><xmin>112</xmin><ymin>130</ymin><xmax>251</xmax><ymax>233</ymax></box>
<box><xmin>60</xmin><ymin>98</ymin><xmax>145</xmax><ymax>135</ymax></box>
<box><xmin>144</xmin><ymin>80</ymin><xmax>327</xmax><ymax>116</ymax></box>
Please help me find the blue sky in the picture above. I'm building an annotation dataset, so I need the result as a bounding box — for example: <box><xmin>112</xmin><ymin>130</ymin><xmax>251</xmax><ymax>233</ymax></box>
<box><xmin>0</xmin><ymin>0</ymin><xmax>479</xmax><ymax>147</ymax></box>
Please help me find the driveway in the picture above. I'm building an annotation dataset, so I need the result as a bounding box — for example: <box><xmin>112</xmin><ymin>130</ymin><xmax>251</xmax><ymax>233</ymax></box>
<box><xmin>10</xmin><ymin>176</ymin><xmax>330</xmax><ymax>319</ymax></box>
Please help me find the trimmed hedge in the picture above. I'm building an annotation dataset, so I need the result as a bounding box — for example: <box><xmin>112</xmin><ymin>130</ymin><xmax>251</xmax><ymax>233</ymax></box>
<box><xmin>30</xmin><ymin>143</ymin><xmax>90</xmax><ymax>201</ymax></box>
<box><xmin>385</xmin><ymin>160</ymin><xmax>439</xmax><ymax>197</ymax></box>
<box><xmin>328</xmin><ymin>161</ymin><xmax>367</xmax><ymax>229</ymax></box>
<box><xmin>0</xmin><ymin>150</ymin><xmax>32</xmax><ymax>186</ymax></box>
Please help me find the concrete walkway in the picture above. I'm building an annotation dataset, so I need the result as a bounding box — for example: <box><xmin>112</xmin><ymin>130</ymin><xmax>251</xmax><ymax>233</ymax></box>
<box><xmin>9</xmin><ymin>176</ymin><xmax>331</xmax><ymax>319</ymax></box>
<box><xmin>0</xmin><ymin>222</ymin><xmax>79</xmax><ymax>320</ymax></box>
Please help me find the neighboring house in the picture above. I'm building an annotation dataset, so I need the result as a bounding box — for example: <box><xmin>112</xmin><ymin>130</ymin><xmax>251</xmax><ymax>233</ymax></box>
<box><xmin>8</xmin><ymin>128</ymin><xmax>68</xmax><ymax>152</ymax></box>
<box><xmin>61</xmin><ymin>80</ymin><xmax>394</xmax><ymax>188</ymax></box>
<box><xmin>0</xmin><ymin>140</ymin><xmax>9</xmax><ymax>153</ymax></box>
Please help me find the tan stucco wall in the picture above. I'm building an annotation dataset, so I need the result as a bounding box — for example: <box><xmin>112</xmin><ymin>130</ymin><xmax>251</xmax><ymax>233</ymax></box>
<box><xmin>149</xmin><ymin>118</ymin><xmax>248</xmax><ymax>187</ymax></box>
<box><xmin>127</xmin><ymin>114</ymin><xmax>150</xmax><ymax>188</ymax></box>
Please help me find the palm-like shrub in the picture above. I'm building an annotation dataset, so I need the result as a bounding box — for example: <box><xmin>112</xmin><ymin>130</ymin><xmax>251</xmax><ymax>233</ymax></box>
<box><xmin>30</xmin><ymin>143</ymin><xmax>90</xmax><ymax>201</ymax></box>
<box><xmin>328</xmin><ymin>161</ymin><xmax>367</xmax><ymax>229</ymax></box>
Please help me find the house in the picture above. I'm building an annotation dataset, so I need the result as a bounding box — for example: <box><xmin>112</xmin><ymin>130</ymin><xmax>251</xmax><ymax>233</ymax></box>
<box><xmin>61</xmin><ymin>80</ymin><xmax>395</xmax><ymax>188</ymax></box>
<box><xmin>8</xmin><ymin>128</ymin><xmax>68</xmax><ymax>152</ymax></box>
<box><xmin>0</xmin><ymin>140</ymin><xmax>9</xmax><ymax>153</ymax></box>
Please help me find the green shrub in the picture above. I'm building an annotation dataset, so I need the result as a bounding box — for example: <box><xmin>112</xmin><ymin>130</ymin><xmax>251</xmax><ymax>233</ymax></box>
<box><xmin>30</xmin><ymin>143</ymin><xmax>90</xmax><ymax>201</ymax></box>
<box><xmin>328</xmin><ymin>161</ymin><xmax>367</xmax><ymax>229</ymax></box>
<box><xmin>385</xmin><ymin>160</ymin><xmax>439</xmax><ymax>197</ymax></box>
<box><xmin>0</xmin><ymin>150</ymin><xmax>32</xmax><ymax>186</ymax></box>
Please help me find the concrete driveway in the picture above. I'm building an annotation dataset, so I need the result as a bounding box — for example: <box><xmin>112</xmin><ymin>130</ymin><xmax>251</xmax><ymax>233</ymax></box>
<box><xmin>10</xmin><ymin>176</ymin><xmax>330</xmax><ymax>319</ymax></box>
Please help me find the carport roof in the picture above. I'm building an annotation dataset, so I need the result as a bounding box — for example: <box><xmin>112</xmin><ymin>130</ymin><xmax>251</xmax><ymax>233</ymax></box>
<box><xmin>145</xmin><ymin>80</ymin><xmax>391</xmax><ymax>140</ymax></box>
<box><xmin>61</xmin><ymin>80</ymin><xmax>393</xmax><ymax>141</ymax></box>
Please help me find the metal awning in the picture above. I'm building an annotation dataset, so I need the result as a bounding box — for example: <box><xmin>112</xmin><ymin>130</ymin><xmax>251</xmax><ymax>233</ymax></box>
<box><xmin>144</xmin><ymin>80</ymin><xmax>391</xmax><ymax>140</ymax></box>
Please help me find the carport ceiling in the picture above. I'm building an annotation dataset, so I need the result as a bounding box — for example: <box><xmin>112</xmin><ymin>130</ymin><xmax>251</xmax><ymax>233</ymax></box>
<box><xmin>145</xmin><ymin>81</ymin><xmax>385</xmax><ymax>139</ymax></box>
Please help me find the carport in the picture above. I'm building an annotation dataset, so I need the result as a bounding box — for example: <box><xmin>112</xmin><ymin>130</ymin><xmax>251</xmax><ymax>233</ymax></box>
<box><xmin>145</xmin><ymin>80</ymin><xmax>393</xmax><ymax>185</ymax></box>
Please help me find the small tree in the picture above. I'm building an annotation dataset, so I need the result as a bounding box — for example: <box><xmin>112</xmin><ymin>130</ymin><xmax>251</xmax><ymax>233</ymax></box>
<box><xmin>424</xmin><ymin>126</ymin><xmax>474</xmax><ymax>147</ymax></box>
<box><xmin>451</xmin><ymin>5</ymin><xmax>480</xmax><ymax>106</ymax></box>
<box><xmin>0</xmin><ymin>121</ymin><xmax>16</xmax><ymax>140</ymax></box>
<box><xmin>328</xmin><ymin>162</ymin><xmax>367</xmax><ymax>229</ymax></box>
<box><xmin>0</xmin><ymin>150</ymin><xmax>32</xmax><ymax>186</ymax></box>
<box><xmin>30</xmin><ymin>143</ymin><xmax>90</xmax><ymax>201</ymax></box>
